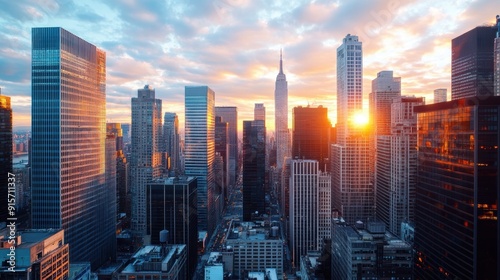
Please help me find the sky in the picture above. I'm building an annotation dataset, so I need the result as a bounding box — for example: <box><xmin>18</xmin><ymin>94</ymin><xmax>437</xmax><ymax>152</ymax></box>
<box><xmin>0</xmin><ymin>0</ymin><xmax>498</xmax><ymax>133</ymax></box>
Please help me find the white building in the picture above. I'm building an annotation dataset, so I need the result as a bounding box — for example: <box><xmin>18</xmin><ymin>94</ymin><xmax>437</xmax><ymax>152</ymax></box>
<box><xmin>433</xmin><ymin>88</ymin><xmax>447</xmax><ymax>103</ymax></box>
<box><xmin>317</xmin><ymin>172</ymin><xmax>331</xmax><ymax>248</ymax></box>
<box><xmin>131</xmin><ymin>85</ymin><xmax>163</xmax><ymax>235</ymax></box>
<box><xmin>224</xmin><ymin>221</ymin><xmax>283</xmax><ymax>279</ymax></box>
<box><xmin>332</xmin><ymin>34</ymin><xmax>374</xmax><ymax>225</ymax></box>
<box><xmin>275</xmin><ymin>50</ymin><xmax>290</xmax><ymax>169</ymax></box>
<box><xmin>289</xmin><ymin>160</ymin><xmax>318</xmax><ymax>266</ymax></box>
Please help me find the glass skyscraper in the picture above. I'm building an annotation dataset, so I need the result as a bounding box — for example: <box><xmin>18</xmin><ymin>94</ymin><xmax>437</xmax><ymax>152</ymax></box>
<box><xmin>414</xmin><ymin>96</ymin><xmax>500</xmax><ymax>279</ymax></box>
<box><xmin>215</xmin><ymin>106</ymin><xmax>238</xmax><ymax>188</ymax></box>
<box><xmin>185</xmin><ymin>86</ymin><xmax>215</xmax><ymax>237</ymax></box>
<box><xmin>31</xmin><ymin>27</ymin><xmax>115</xmax><ymax>269</ymax></box>
<box><xmin>0</xmin><ymin>93</ymin><xmax>12</xmax><ymax>223</ymax></box>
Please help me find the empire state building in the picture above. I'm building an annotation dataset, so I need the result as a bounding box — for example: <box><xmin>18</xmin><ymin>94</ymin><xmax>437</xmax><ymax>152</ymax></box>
<box><xmin>274</xmin><ymin>50</ymin><xmax>289</xmax><ymax>169</ymax></box>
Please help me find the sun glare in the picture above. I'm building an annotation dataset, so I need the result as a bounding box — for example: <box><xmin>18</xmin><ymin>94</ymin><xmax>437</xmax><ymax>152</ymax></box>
<box><xmin>351</xmin><ymin>111</ymin><xmax>369</xmax><ymax>127</ymax></box>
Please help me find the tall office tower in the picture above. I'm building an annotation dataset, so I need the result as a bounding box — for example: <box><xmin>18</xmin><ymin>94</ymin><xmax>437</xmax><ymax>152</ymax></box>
<box><xmin>0</xmin><ymin>93</ymin><xmax>12</xmax><ymax>222</ymax></box>
<box><xmin>451</xmin><ymin>25</ymin><xmax>496</xmax><ymax>100</ymax></box>
<box><xmin>131</xmin><ymin>85</ymin><xmax>163</xmax><ymax>235</ymax></box>
<box><xmin>215</xmin><ymin>116</ymin><xmax>228</xmax><ymax>198</ymax></box>
<box><xmin>31</xmin><ymin>27</ymin><xmax>115</xmax><ymax>268</ymax></box>
<box><xmin>414</xmin><ymin>96</ymin><xmax>500</xmax><ymax>279</ymax></box>
<box><xmin>254</xmin><ymin>103</ymin><xmax>266</xmax><ymax>121</ymax></box>
<box><xmin>433</xmin><ymin>88</ymin><xmax>447</xmax><ymax>103</ymax></box>
<box><xmin>376</xmin><ymin>96</ymin><xmax>424</xmax><ymax>236</ymax></box>
<box><xmin>289</xmin><ymin>160</ymin><xmax>319</xmax><ymax>266</ymax></box>
<box><xmin>332</xmin><ymin>34</ymin><xmax>373</xmax><ymax>224</ymax></box>
<box><xmin>336</xmin><ymin>34</ymin><xmax>363</xmax><ymax>143</ymax></box>
<box><xmin>163</xmin><ymin>112</ymin><xmax>180</xmax><ymax>176</ymax></box>
<box><xmin>369</xmin><ymin>71</ymin><xmax>401</xmax><ymax>137</ymax></box>
<box><xmin>121</xmin><ymin>123</ymin><xmax>131</xmax><ymax>144</ymax></box>
<box><xmin>318</xmin><ymin>171</ymin><xmax>331</xmax><ymax>248</ymax></box>
<box><xmin>107</xmin><ymin>123</ymin><xmax>130</xmax><ymax>217</ymax></box>
<box><xmin>242</xmin><ymin>120</ymin><xmax>266</xmax><ymax>220</ymax></box>
<box><xmin>215</xmin><ymin>107</ymin><xmax>238</xmax><ymax>188</ymax></box>
<box><xmin>275</xmin><ymin>50</ymin><xmax>289</xmax><ymax>169</ymax></box>
<box><xmin>185</xmin><ymin>86</ymin><xmax>215</xmax><ymax>237</ymax></box>
<box><xmin>292</xmin><ymin>106</ymin><xmax>331</xmax><ymax>172</ymax></box>
<box><xmin>495</xmin><ymin>15</ymin><xmax>500</xmax><ymax>96</ymax></box>
<box><xmin>147</xmin><ymin>177</ymin><xmax>197</xmax><ymax>279</ymax></box>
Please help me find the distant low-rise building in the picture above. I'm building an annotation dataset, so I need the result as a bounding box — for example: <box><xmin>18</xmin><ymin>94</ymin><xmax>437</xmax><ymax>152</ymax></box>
<box><xmin>116</xmin><ymin>245</ymin><xmax>187</xmax><ymax>280</ymax></box>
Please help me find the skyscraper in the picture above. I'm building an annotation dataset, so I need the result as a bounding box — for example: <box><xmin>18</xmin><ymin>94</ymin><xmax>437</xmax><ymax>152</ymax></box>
<box><xmin>163</xmin><ymin>112</ymin><xmax>181</xmax><ymax>176</ymax></box>
<box><xmin>242</xmin><ymin>120</ymin><xmax>266</xmax><ymax>220</ymax></box>
<box><xmin>254</xmin><ymin>103</ymin><xmax>265</xmax><ymax>121</ymax></box>
<box><xmin>289</xmin><ymin>160</ymin><xmax>318</xmax><ymax>266</ymax></box>
<box><xmin>0</xmin><ymin>92</ymin><xmax>12</xmax><ymax>223</ymax></box>
<box><xmin>292</xmin><ymin>105</ymin><xmax>331</xmax><ymax>172</ymax></box>
<box><xmin>414</xmin><ymin>96</ymin><xmax>500</xmax><ymax>279</ymax></box>
<box><xmin>107</xmin><ymin>123</ymin><xmax>130</xmax><ymax>218</ymax></box>
<box><xmin>185</xmin><ymin>86</ymin><xmax>215</xmax><ymax>237</ymax></box>
<box><xmin>275</xmin><ymin>50</ymin><xmax>289</xmax><ymax>169</ymax></box>
<box><xmin>215</xmin><ymin>107</ymin><xmax>238</xmax><ymax>188</ymax></box>
<box><xmin>376</xmin><ymin>96</ymin><xmax>424</xmax><ymax>236</ymax></box>
<box><xmin>451</xmin><ymin>26</ymin><xmax>496</xmax><ymax>100</ymax></box>
<box><xmin>31</xmin><ymin>27</ymin><xmax>115</xmax><ymax>268</ymax></box>
<box><xmin>332</xmin><ymin>34</ymin><xmax>373</xmax><ymax>224</ymax></box>
<box><xmin>369</xmin><ymin>71</ymin><xmax>401</xmax><ymax>137</ymax></box>
<box><xmin>147</xmin><ymin>177</ymin><xmax>198</xmax><ymax>279</ymax></box>
<box><xmin>131</xmin><ymin>85</ymin><xmax>163</xmax><ymax>235</ymax></box>
<box><xmin>433</xmin><ymin>88</ymin><xmax>447</xmax><ymax>103</ymax></box>
<box><xmin>495</xmin><ymin>15</ymin><xmax>500</xmax><ymax>96</ymax></box>
<box><xmin>215</xmin><ymin>116</ymin><xmax>228</xmax><ymax>206</ymax></box>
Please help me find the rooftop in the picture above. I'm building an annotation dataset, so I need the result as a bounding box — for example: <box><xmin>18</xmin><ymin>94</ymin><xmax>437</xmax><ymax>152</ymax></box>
<box><xmin>226</xmin><ymin>220</ymin><xmax>281</xmax><ymax>242</ymax></box>
<box><xmin>120</xmin><ymin>245</ymin><xmax>185</xmax><ymax>274</ymax></box>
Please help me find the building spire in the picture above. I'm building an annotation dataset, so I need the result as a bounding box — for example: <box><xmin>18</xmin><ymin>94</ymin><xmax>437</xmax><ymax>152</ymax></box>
<box><xmin>279</xmin><ymin>49</ymin><xmax>283</xmax><ymax>74</ymax></box>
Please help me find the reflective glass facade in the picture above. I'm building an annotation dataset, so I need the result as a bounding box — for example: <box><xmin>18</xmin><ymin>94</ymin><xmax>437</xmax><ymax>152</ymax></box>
<box><xmin>0</xmin><ymin>94</ymin><xmax>12</xmax><ymax>222</ymax></box>
<box><xmin>415</xmin><ymin>97</ymin><xmax>500</xmax><ymax>279</ymax></box>
<box><xmin>185</xmin><ymin>86</ymin><xmax>215</xmax><ymax>237</ymax></box>
<box><xmin>242</xmin><ymin>120</ymin><xmax>266</xmax><ymax>220</ymax></box>
<box><xmin>31</xmin><ymin>27</ymin><xmax>115</xmax><ymax>269</ymax></box>
<box><xmin>215</xmin><ymin>107</ymin><xmax>238</xmax><ymax>188</ymax></box>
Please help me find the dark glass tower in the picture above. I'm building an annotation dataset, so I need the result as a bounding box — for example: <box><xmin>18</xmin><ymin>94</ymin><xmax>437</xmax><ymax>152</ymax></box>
<box><xmin>414</xmin><ymin>96</ymin><xmax>500</xmax><ymax>279</ymax></box>
<box><xmin>451</xmin><ymin>26</ymin><xmax>496</xmax><ymax>100</ymax></box>
<box><xmin>147</xmin><ymin>177</ymin><xmax>198</xmax><ymax>279</ymax></box>
<box><xmin>215</xmin><ymin>116</ymin><xmax>228</xmax><ymax>203</ymax></box>
<box><xmin>31</xmin><ymin>27</ymin><xmax>115</xmax><ymax>268</ymax></box>
<box><xmin>292</xmin><ymin>106</ymin><xmax>331</xmax><ymax>172</ymax></box>
<box><xmin>0</xmin><ymin>93</ymin><xmax>12</xmax><ymax>223</ymax></box>
<box><xmin>215</xmin><ymin>107</ymin><xmax>238</xmax><ymax>188</ymax></box>
<box><xmin>242</xmin><ymin>120</ymin><xmax>266</xmax><ymax>220</ymax></box>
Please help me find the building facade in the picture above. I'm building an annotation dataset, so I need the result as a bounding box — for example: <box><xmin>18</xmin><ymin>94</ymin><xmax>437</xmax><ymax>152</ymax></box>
<box><xmin>31</xmin><ymin>27</ymin><xmax>115</xmax><ymax>268</ymax></box>
<box><xmin>254</xmin><ymin>103</ymin><xmax>266</xmax><ymax>121</ymax></box>
<box><xmin>289</xmin><ymin>160</ymin><xmax>319</xmax><ymax>266</ymax></box>
<box><xmin>185</xmin><ymin>86</ymin><xmax>216</xmax><ymax>237</ymax></box>
<box><xmin>215</xmin><ymin>116</ymin><xmax>229</xmax><ymax>205</ymax></box>
<box><xmin>163</xmin><ymin>112</ymin><xmax>181</xmax><ymax>176</ymax></box>
<box><xmin>495</xmin><ymin>16</ymin><xmax>500</xmax><ymax>96</ymax></box>
<box><xmin>215</xmin><ymin>107</ymin><xmax>238</xmax><ymax>189</ymax></box>
<box><xmin>243</xmin><ymin>120</ymin><xmax>266</xmax><ymax>220</ymax></box>
<box><xmin>107</xmin><ymin>123</ymin><xmax>130</xmax><ymax>218</ymax></box>
<box><xmin>292</xmin><ymin>106</ymin><xmax>331</xmax><ymax>172</ymax></box>
<box><xmin>318</xmin><ymin>171</ymin><xmax>331</xmax><ymax>248</ymax></box>
<box><xmin>131</xmin><ymin>85</ymin><xmax>163</xmax><ymax>235</ymax></box>
<box><xmin>433</xmin><ymin>88</ymin><xmax>447</xmax><ymax>103</ymax></box>
<box><xmin>0</xmin><ymin>93</ymin><xmax>12</xmax><ymax>222</ymax></box>
<box><xmin>147</xmin><ymin>177</ymin><xmax>198</xmax><ymax>278</ymax></box>
<box><xmin>414</xmin><ymin>96</ymin><xmax>500</xmax><ymax>279</ymax></box>
<box><xmin>376</xmin><ymin>96</ymin><xmax>424</xmax><ymax>236</ymax></box>
<box><xmin>451</xmin><ymin>26</ymin><xmax>497</xmax><ymax>100</ymax></box>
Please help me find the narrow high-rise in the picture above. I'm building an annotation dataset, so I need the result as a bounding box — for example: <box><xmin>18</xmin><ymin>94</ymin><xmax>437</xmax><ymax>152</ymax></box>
<box><xmin>254</xmin><ymin>103</ymin><xmax>266</xmax><ymax>121</ymax></box>
<box><xmin>163</xmin><ymin>112</ymin><xmax>181</xmax><ymax>176</ymax></box>
<box><xmin>131</xmin><ymin>85</ymin><xmax>163</xmax><ymax>235</ymax></box>
<box><xmin>495</xmin><ymin>15</ymin><xmax>500</xmax><ymax>96</ymax></box>
<box><xmin>275</xmin><ymin>50</ymin><xmax>289</xmax><ymax>169</ymax></box>
<box><xmin>215</xmin><ymin>107</ymin><xmax>238</xmax><ymax>188</ymax></box>
<box><xmin>31</xmin><ymin>27</ymin><xmax>115</xmax><ymax>268</ymax></box>
<box><xmin>0</xmin><ymin>92</ymin><xmax>12</xmax><ymax>222</ymax></box>
<box><xmin>185</xmin><ymin>86</ymin><xmax>215</xmax><ymax>237</ymax></box>
<box><xmin>451</xmin><ymin>25</ymin><xmax>496</xmax><ymax>100</ymax></box>
<box><xmin>107</xmin><ymin>123</ymin><xmax>130</xmax><ymax>218</ymax></box>
<box><xmin>433</xmin><ymin>88</ymin><xmax>447</xmax><ymax>103</ymax></box>
<box><xmin>332</xmin><ymin>34</ymin><xmax>373</xmax><ymax>224</ymax></box>
<box><xmin>242</xmin><ymin>120</ymin><xmax>266</xmax><ymax>220</ymax></box>
<box><xmin>369</xmin><ymin>71</ymin><xmax>401</xmax><ymax>137</ymax></box>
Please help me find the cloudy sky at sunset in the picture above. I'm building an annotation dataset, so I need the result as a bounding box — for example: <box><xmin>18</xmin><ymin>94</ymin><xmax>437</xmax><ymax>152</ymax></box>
<box><xmin>0</xmin><ymin>0</ymin><xmax>497</xmax><ymax>132</ymax></box>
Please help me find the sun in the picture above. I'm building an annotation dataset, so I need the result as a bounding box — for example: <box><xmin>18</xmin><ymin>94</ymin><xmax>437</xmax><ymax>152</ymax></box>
<box><xmin>351</xmin><ymin>111</ymin><xmax>369</xmax><ymax>127</ymax></box>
